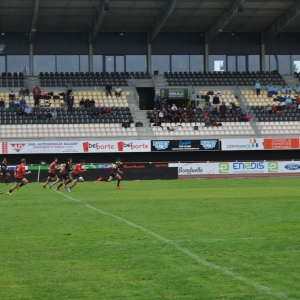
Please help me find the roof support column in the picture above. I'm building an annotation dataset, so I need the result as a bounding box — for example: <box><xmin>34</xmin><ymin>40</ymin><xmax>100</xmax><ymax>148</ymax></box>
<box><xmin>29</xmin><ymin>43</ymin><xmax>33</xmax><ymax>76</ymax></box>
<box><xmin>204</xmin><ymin>43</ymin><xmax>209</xmax><ymax>73</ymax></box>
<box><xmin>147</xmin><ymin>42</ymin><xmax>152</xmax><ymax>74</ymax></box>
<box><xmin>260</xmin><ymin>42</ymin><xmax>265</xmax><ymax>72</ymax></box>
<box><xmin>89</xmin><ymin>40</ymin><xmax>93</xmax><ymax>72</ymax></box>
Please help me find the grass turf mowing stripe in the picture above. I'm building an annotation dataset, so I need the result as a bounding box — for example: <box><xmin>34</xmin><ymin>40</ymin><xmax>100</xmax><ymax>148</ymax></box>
<box><xmin>53</xmin><ymin>189</ymin><xmax>294</xmax><ymax>300</ymax></box>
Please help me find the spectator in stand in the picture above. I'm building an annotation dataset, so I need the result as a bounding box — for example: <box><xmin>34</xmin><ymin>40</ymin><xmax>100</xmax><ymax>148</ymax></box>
<box><xmin>90</xmin><ymin>104</ymin><xmax>98</xmax><ymax>116</ymax></box>
<box><xmin>162</xmin><ymin>95</ymin><xmax>168</xmax><ymax>108</ymax></box>
<box><xmin>230</xmin><ymin>102</ymin><xmax>237</xmax><ymax>118</ymax></box>
<box><xmin>8</xmin><ymin>99</ymin><xmax>16</xmax><ymax>111</ymax></box>
<box><xmin>203</xmin><ymin>109</ymin><xmax>209</xmax><ymax>120</ymax></box>
<box><xmin>115</xmin><ymin>85</ymin><xmax>122</xmax><ymax>97</ymax></box>
<box><xmin>281</xmin><ymin>86</ymin><xmax>287</xmax><ymax>94</ymax></box>
<box><xmin>68</xmin><ymin>93</ymin><xmax>74</xmax><ymax>110</ymax></box>
<box><xmin>16</xmin><ymin>105</ymin><xmax>25</xmax><ymax>116</ymax></box>
<box><xmin>97</xmin><ymin>105</ymin><xmax>102</xmax><ymax>115</ymax></box>
<box><xmin>0</xmin><ymin>98</ymin><xmax>5</xmax><ymax>108</ymax></box>
<box><xmin>267</xmin><ymin>83</ymin><xmax>273</xmax><ymax>95</ymax></box>
<box><xmin>37</xmin><ymin>110</ymin><xmax>41</xmax><ymax>120</ymax></box>
<box><xmin>106</xmin><ymin>106</ymin><xmax>112</xmax><ymax>115</ymax></box>
<box><xmin>24</xmin><ymin>86</ymin><xmax>29</xmax><ymax>97</ymax></box>
<box><xmin>295</xmin><ymin>94</ymin><xmax>300</xmax><ymax>105</ymax></box>
<box><xmin>238</xmin><ymin>112</ymin><xmax>251</xmax><ymax>122</ymax></box>
<box><xmin>187</xmin><ymin>107</ymin><xmax>194</xmax><ymax>122</ymax></box>
<box><xmin>278</xmin><ymin>94</ymin><xmax>286</xmax><ymax>103</ymax></box>
<box><xmin>211</xmin><ymin>107</ymin><xmax>218</xmax><ymax>120</ymax></box>
<box><xmin>90</xmin><ymin>98</ymin><xmax>95</xmax><ymax>107</ymax></box>
<box><xmin>9</xmin><ymin>90</ymin><xmax>15</xmax><ymax>100</ymax></box>
<box><xmin>33</xmin><ymin>85</ymin><xmax>41</xmax><ymax>108</ymax></box>
<box><xmin>158</xmin><ymin>109</ymin><xmax>164</xmax><ymax>122</ymax></box>
<box><xmin>263</xmin><ymin>104</ymin><xmax>272</xmax><ymax>114</ymax></box>
<box><xmin>235</xmin><ymin>107</ymin><xmax>242</xmax><ymax>121</ymax></box>
<box><xmin>272</xmin><ymin>85</ymin><xmax>278</xmax><ymax>95</ymax></box>
<box><xmin>84</xmin><ymin>98</ymin><xmax>91</xmax><ymax>108</ymax></box>
<box><xmin>112</xmin><ymin>106</ymin><xmax>117</xmax><ymax>115</ymax></box>
<box><xmin>255</xmin><ymin>80</ymin><xmax>261</xmax><ymax>95</ymax></box>
<box><xmin>79</xmin><ymin>98</ymin><xmax>85</xmax><ymax>108</ymax></box>
<box><xmin>203</xmin><ymin>117</ymin><xmax>211</xmax><ymax>127</ymax></box>
<box><xmin>24</xmin><ymin>105</ymin><xmax>33</xmax><ymax>116</ymax></box>
<box><xmin>204</xmin><ymin>93</ymin><xmax>210</xmax><ymax>109</ymax></box>
<box><xmin>19</xmin><ymin>97</ymin><xmax>26</xmax><ymax>106</ymax></box>
<box><xmin>219</xmin><ymin>102</ymin><xmax>227</xmax><ymax>118</ymax></box>
<box><xmin>19</xmin><ymin>88</ymin><xmax>25</xmax><ymax>97</ymax></box>
<box><xmin>190</xmin><ymin>90</ymin><xmax>197</xmax><ymax>107</ymax></box>
<box><xmin>294</xmin><ymin>84</ymin><xmax>300</xmax><ymax>94</ymax></box>
<box><xmin>45</xmin><ymin>110</ymin><xmax>52</xmax><ymax>121</ymax></box>
<box><xmin>285</xmin><ymin>96</ymin><xmax>293</xmax><ymax>106</ymax></box>
<box><xmin>286</xmin><ymin>85</ymin><xmax>292</xmax><ymax>94</ymax></box>
<box><xmin>154</xmin><ymin>92</ymin><xmax>161</xmax><ymax>110</ymax></box>
<box><xmin>271</xmin><ymin>104</ymin><xmax>278</xmax><ymax>114</ymax></box>
<box><xmin>101</xmin><ymin>105</ymin><xmax>106</xmax><ymax>115</ymax></box>
<box><xmin>212</xmin><ymin>93</ymin><xmax>220</xmax><ymax>108</ymax></box>
<box><xmin>171</xmin><ymin>103</ymin><xmax>177</xmax><ymax>111</ymax></box>
<box><xmin>52</xmin><ymin>109</ymin><xmax>57</xmax><ymax>120</ymax></box>
<box><xmin>105</xmin><ymin>82</ymin><xmax>112</xmax><ymax>96</ymax></box>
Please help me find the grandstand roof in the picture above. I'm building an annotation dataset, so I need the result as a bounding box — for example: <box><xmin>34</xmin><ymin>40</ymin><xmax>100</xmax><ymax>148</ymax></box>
<box><xmin>0</xmin><ymin>0</ymin><xmax>299</xmax><ymax>42</ymax></box>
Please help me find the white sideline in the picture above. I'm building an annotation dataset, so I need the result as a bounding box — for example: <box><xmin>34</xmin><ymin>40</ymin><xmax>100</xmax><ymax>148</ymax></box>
<box><xmin>56</xmin><ymin>191</ymin><xmax>294</xmax><ymax>300</ymax></box>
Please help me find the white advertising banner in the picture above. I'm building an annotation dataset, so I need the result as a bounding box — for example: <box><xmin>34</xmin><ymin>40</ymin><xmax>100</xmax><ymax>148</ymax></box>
<box><xmin>2</xmin><ymin>141</ymin><xmax>82</xmax><ymax>154</ymax></box>
<box><xmin>115</xmin><ymin>140</ymin><xmax>151</xmax><ymax>152</ymax></box>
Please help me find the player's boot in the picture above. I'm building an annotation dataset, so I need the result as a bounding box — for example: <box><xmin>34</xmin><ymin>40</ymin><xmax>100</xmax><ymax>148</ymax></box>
<box><xmin>43</xmin><ymin>186</ymin><xmax>46</xmax><ymax>188</ymax></box>
<box><xmin>117</xmin><ymin>186</ymin><xmax>122</xmax><ymax>189</ymax></box>
<box><xmin>0</xmin><ymin>191</ymin><xmax>3</xmax><ymax>194</ymax></box>
<box><xmin>55</xmin><ymin>187</ymin><xmax>59</xmax><ymax>191</ymax></box>
<box><xmin>7</xmin><ymin>192</ymin><xmax>11</xmax><ymax>195</ymax></box>
<box><xmin>48</xmin><ymin>185</ymin><xmax>52</xmax><ymax>188</ymax></box>
<box><xmin>96</xmin><ymin>177</ymin><xmax>102</xmax><ymax>182</ymax></box>
<box><xmin>67</xmin><ymin>187</ymin><xmax>71</xmax><ymax>192</ymax></box>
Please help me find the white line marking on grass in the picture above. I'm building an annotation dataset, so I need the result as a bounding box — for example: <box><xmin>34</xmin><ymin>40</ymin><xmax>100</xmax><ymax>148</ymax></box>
<box><xmin>56</xmin><ymin>191</ymin><xmax>294</xmax><ymax>300</ymax></box>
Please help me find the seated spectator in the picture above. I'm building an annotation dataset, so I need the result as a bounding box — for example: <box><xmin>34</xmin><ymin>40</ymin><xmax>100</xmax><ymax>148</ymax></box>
<box><xmin>45</xmin><ymin>110</ymin><xmax>53</xmax><ymax>121</ymax></box>
<box><xmin>162</xmin><ymin>95</ymin><xmax>168</xmax><ymax>107</ymax></box>
<box><xmin>187</xmin><ymin>107</ymin><xmax>194</xmax><ymax>122</ymax></box>
<box><xmin>90</xmin><ymin>98</ymin><xmax>95</xmax><ymax>107</ymax></box>
<box><xmin>115</xmin><ymin>85</ymin><xmax>122</xmax><ymax>97</ymax></box>
<box><xmin>271</xmin><ymin>85</ymin><xmax>278</xmax><ymax>95</ymax></box>
<box><xmin>24</xmin><ymin>86</ymin><xmax>29</xmax><ymax>97</ymax></box>
<box><xmin>204</xmin><ymin>93</ymin><xmax>211</xmax><ymax>109</ymax></box>
<box><xmin>235</xmin><ymin>108</ymin><xmax>243</xmax><ymax>121</ymax></box>
<box><xmin>0</xmin><ymin>98</ymin><xmax>5</xmax><ymax>108</ymax></box>
<box><xmin>101</xmin><ymin>105</ymin><xmax>106</xmax><ymax>115</ymax></box>
<box><xmin>24</xmin><ymin>105</ymin><xmax>33</xmax><ymax>116</ymax></box>
<box><xmin>281</xmin><ymin>86</ymin><xmax>287</xmax><ymax>94</ymax></box>
<box><xmin>14</xmin><ymin>98</ymin><xmax>20</xmax><ymax>107</ymax></box>
<box><xmin>52</xmin><ymin>109</ymin><xmax>57</xmax><ymax>120</ymax></box>
<box><xmin>211</xmin><ymin>107</ymin><xmax>219</xmax><ymax>119</ymax></box>
<box><xmin>158</xmin><ymin>110</ymin><xmax>164</xmax><ymax>122</ymax></box>
<box><xmin>203</xmin><ymin>109</ymin><xmax>209</xmax><ymax>119</ymax></box>
<box><xmin>267</xmin><ymin>83</ymin><xmax>273</xmax><ymax>95</ymax></box>
<box><xmin>84</xmin><ymin>98</ymin><xmax>90</xmax><ymax>108</ymax></box>
<box><xmin>263</xmin><ymin>105</ymin><xmax>272</xmax><ymax>114</ymax></box>
<box><xmin>238</xmin><ymin>112</ymin><xmax>251</xmax><ymax>122</ymax></box>
<box><xmin>203</xmin><ymin>117</ymin><xmax>211</xmax><ymax>127</ymax></box>
<box><xmin>9</xmin><ymin>90</ymin><xmax>15</xmax><ymax>100</ymax></box>
<box><xmin>286</xmin><ymin>85</ymin><xmax>292</xmax><ymax>94</ymax></box>
<box><xmin>37</xmin><ymin>110</ymin><xmax>41</xmax><ymax>119</ymax></box>
<box><xmin>19</xmin><ymin>88</ymin><xmax>25</xmax><ymax>97</ymax></box>
<box><xmin>212</xmin><ymin>94</ymin><xmax>220</xmax><ymax>108</ymax></box>
<box><xmin>90</xmin><ymin>105</ymin><xmax>98</xmax><ymax>116</ymax></box>
<box><xmin>106</xmin><ymin>106</ymin><xmax>112</xmax><ymax>115</ymax></box>
<box><xmin>271</xmin><ymin>104</ymin><xmax>277</xmax><ymax>114</ymax></box>
<box><xmin>19</xmin><ymin>97</ymin><xmax>26</xmax><ymax>106</ymax></box>
<box><xmin>79</xmin><ymin>98</ymin><xmax>85</xmax><ymax>108</ymax></box>
<box><xmin>8</xmin><ymin>99</ymin><xmax>16</xmax><ymax>111</ymax></box>
<box><xmin>97</xmin><ymin>105</ymin><xmax>102</xmax><ymax>115</ymax></box>
<box><xmin>278</xmin><ymin>95</ymin><xmax>286</xmax><ymax>103</ymax></box>
<box><xmin>295</xmin><ymin>95</ymin><xmax>300</xmax><ymax>105</ymax></box>
<box><xmin>16</xmin><ymin>105</ymin><xmax>25</xmax><ymax>116</ymax></box>
<box><xmin>112</xmin><ymin>106</ymin><xmax>117</xmax><ymax>115</ymax></box>
<box><xmin>285</xmin><ymin>96</ymin><xmax>293</xmax><ymax>106</ymax></box>
<box><xmin>294</xmin><ymin>84</ymin><xmax>300</xmax><ymax>94</ymax></box>
<box><xmin>171</xmin><ymin>103</ymin><xmax>177</xmax><ymax>111</ymax></box>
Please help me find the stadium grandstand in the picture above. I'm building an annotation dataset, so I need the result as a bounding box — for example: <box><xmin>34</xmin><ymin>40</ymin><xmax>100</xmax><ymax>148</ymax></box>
<box><xmin>1</xmin><ymin>0</ymin><xmax>300</xmax><ymax>142</ymax></box>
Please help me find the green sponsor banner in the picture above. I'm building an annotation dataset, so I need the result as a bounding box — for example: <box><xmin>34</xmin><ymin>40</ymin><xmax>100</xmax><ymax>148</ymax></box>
<box><xmin>160</xmin><ymin>88</ymin><xmax>190</xmax><ymax>100</ymax></box>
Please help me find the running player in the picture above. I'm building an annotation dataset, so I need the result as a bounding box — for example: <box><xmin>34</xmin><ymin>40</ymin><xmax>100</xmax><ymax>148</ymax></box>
<box><xmin>97</xmin><ymin>158</ymin><xmax>123</xmax><ymax>189</ymax></box>
<box><xmin>51</xmin><ymin>158</ymin><xmax>73</xmax><ymax>192</ymax></box>
<box><xmin>68</xmin><ymin>159</ymin><xmax>86</xmax><ymax>192</ymax></box>
<box><xmin>43</xmin><ymin>157</ymin><xmax>58</xmax><ymax>188</ymax></box>
<box><xmin>7</xmin><ymin>158</ymin><xmax>31</xmax><ymax>195</ymax></box>
<box><xmin>0</xmin><ymin>157</ymin><xmax>11</xmax><ymax>186</ymax></box>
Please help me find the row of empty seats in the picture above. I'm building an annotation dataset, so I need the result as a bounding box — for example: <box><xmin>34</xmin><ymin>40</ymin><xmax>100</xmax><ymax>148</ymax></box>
<box><xmin>0</xmin><ymin>123</ymin><xmax>138</xmax><ymax>138</ymax></box>
<box><xmin>1</xmin><ymin>72</ymin><xmax>24</xmax><ymax>79</ymax></box>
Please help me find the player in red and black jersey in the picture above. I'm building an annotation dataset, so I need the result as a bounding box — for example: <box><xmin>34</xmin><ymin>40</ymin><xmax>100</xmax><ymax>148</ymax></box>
<box><xmin>68</xmin><ymin>159</ymin><xmax>86</xmax><ymax>192</ymax></box>
<box><xmin>43</xmin><ymin>157</ymin><xmax>58</xmax><ymax>188</ymax></box>
<box><xmin>50</xmin><ymin>158</ymin><xmax>73</xmax><ymax>191</ymax></box>
<box><xmin>7</xmin><ymin>158</ymin><xmax>31</xmax><ymax>195</ymax></box>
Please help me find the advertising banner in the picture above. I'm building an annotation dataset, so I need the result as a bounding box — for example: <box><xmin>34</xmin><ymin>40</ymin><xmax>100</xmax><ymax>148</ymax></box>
<box><xmin>151</xmin><ymin>140</ymin><xmax>219</xmax><ymax>152</ymax></box>
<box><xmin>176</xmin><ymin>163</ymin><xmax>215</xmax><ymax>175</ymax></box>
<box><xmin>116</xmin><ymin>140</ymin><xmax>151</xmax><ymax>152</ymax></box>
<box><xmin>221</xmin><ymin>138</ymin><xmax>300</xmax><ymax>151</ymax></box>
<box><xmin>160</xmin><ymin>88</ymin><xmax>190</xmax><ymax>100</ymax></box>
<box><xmin>2</xmin><ymin>141</ymin><xmax>82</xmax><ymax>154</ymax></box>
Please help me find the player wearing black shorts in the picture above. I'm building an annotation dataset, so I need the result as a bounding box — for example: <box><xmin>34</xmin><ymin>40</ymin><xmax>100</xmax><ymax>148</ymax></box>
<box><xmin>43</xmin><ymin>157</ymin><xmax>58</xmax><ymax>188</ymax></box>
<box><xmin>0</xmin><ymin>157</ymin><xmax>11</xmax><ymax>194</ymax></box>
<box><xmin>55</xmin><ymin>158</ymin><xmax>73</xmax><ymax>192</ymax></box>
<box><xmin>97</xmin><ymin>158</ymin><xmax>123</xmax><ymax>189</ymax></box>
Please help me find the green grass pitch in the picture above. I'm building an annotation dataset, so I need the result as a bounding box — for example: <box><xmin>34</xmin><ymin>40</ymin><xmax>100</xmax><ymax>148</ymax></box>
<box><xmin>0</xmin><ymin>178</ymin><xmax>299</xmax><ymax>300</ymax></box>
